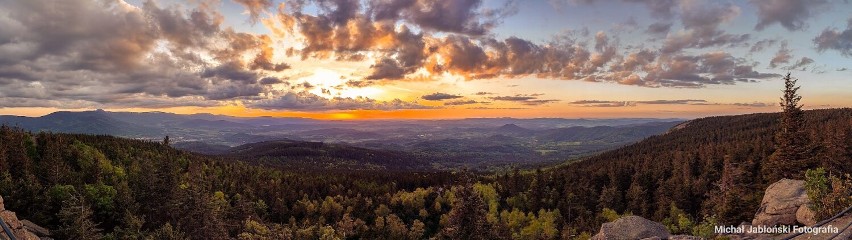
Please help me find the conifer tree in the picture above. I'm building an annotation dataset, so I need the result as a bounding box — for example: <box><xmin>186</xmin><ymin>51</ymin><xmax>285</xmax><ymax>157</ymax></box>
<box><xmin>441</xmin><ymin>172</ymin><xmax>497</xmax><ymax>239</ymax></box>
<box><xmin>57</xmin><ymin>193</ymin><xmax>103</xmax><ymax>240</ymax></box>
<box><xmin>764</xmin><ymin>73</ymin><xmax>810</xmax><ymax>181</ymax></box>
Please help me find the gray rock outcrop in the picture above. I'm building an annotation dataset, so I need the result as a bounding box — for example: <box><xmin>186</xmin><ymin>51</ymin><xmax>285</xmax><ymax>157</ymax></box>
<box><xmin>591</xmin><ymin>216</ymin><xmax>671</xmax><ymax>240</ymax></box>
<box><xmin>752</xmin><ymin>179</ymin><xmax>813</xmax><ymax>226</ymax></box>
<box><xmin>1</xmin><ymin>195</ymin><xmax>45</xmax><ymax>240</ymax></box>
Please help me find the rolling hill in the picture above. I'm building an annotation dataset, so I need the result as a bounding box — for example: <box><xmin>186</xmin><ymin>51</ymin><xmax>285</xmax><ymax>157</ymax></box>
<box><xmin>220</xmin><ymin>139</ymin><xmax>435</xmax><ymax>171</ymax></box>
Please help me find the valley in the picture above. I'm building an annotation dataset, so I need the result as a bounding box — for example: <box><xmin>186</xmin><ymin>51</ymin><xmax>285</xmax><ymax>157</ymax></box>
<box><xmin>1</xmin><ymin>110</ymin><xmax>683</xmax><ymax>170</ymax></box>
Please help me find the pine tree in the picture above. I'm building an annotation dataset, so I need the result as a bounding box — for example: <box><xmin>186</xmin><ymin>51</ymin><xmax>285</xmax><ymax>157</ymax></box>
<box><xmin>764</xmin><ymin>73</ymin><xmax>811</xmax><ymax>182</ymax></box>
<box><xmin>441</xmin><ymin>173</ymin><xmax>497</xmax><ymax>239</ymax></box>
<box><xmin>57</xmin><ymin>193</ymin><xmax>103</xmax><ymax>240</ymax></box>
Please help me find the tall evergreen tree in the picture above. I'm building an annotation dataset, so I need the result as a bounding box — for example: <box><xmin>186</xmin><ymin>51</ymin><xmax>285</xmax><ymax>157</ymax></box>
<box><xmin>57</xmin><ymin>193</ymin><xmax>103</xmax><ymax>240</ymax></box>
<box><xmin>441</xmin><ymin>173</ymin><xmax>497</xmax><ymax>239</ymax></box>
<box><xmin>764</xmin><ymin>73</ymin><xmax>811</xmax><ymax>182</ymax></box>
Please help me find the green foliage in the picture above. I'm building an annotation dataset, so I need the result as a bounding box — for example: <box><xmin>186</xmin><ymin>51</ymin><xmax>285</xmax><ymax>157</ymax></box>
<box><xmin>57</xmin><ymin>193</ymin><xmax>103</xmax><ymax>240</ymax></box>
<box><xmin>805</xmin><ymin>168</ymin><xmax>852</xmax><ymax>220</ymax></box>
<box><xmin>473</xmin><ymin>182</ymin><xmax>500</xmax><ymax>223</ymax></box>
<box><xmin>691</xmin><ymin>215</ymin><xmax>718</xmax><ymax>239</ymax></box>
<box><xmin>600</xmin><ymin>208</ymin><xmax>622</xmax><ymax>222</ymax></box>
<box><xmin>147</xmin><ymin>223</ymin><xmax>188</xmax><ymax>240</ymax></box>
<box><xmin>2</xmin><ymin>107</ymin><xmax>852</xmax><ymax>238</ymax></box>
<box><xmin>805</xmin><ymin>168</ymin><xmax>830</xmax><ymax>214</ymax></box>
<box><xmin>662</xmin><ymin>204</ymin><xmax>694</xmax><ymax>235</ymax></box>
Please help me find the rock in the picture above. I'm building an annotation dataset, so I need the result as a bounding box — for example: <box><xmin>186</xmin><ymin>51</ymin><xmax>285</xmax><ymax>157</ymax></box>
<box><xmin>591</xmin><ymin>216</ymin><xmax>671</xmax><ymax>240</ymax></box>
<box><xmin>669</xmin><ymin>235</ymin><xmax>703</xmax><ymax>240</ymax></box>
<box><xmin>0</xmin><ymin>195</ymin><xmax>47</xmax><ymax>240</ymax></box>
<box><xmin>752</xmin><ymin>178</ymin><xmax>811</xmax><ymax>226</ymax></box>
<box><xmin>21</xmin><ymin>219</ymin><xmax>51</xmax><ymax>237</ymax></box>
<box><xmin>795</xmin><ymin>204</ymin><xmax>817</xmax><ymax>226</ymax></box>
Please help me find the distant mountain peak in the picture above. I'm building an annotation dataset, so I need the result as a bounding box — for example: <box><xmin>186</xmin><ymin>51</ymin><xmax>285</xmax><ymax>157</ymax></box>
<box><xmin>497</xmin><ymin>123</ymin><xmax>529</xmax><ymax>132</ymax></box>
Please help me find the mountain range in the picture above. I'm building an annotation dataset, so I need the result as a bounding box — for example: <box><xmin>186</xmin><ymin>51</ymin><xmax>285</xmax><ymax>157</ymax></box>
<box><xmin>1</xmin><ymin>110</ymin><xmax>683</xmax><ymax>170</ymax></box>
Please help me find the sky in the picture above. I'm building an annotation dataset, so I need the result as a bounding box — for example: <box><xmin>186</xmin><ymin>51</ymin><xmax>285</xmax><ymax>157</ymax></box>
<box><xmin>0</xmin><ymin>0</ymin><xmax>850</xmax><ymax>119</ymax></box>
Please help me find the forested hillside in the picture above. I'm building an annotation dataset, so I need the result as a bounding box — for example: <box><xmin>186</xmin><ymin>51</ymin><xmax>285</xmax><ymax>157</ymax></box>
<box><xmin>1</xmin><ymin>108</ymin><xmax>851</xmax><ymax>239</ymax></box>
<box><xmin>491</xmin><ymin>108</ymin><xmax>852</xmax><ymax>234</ymax></box>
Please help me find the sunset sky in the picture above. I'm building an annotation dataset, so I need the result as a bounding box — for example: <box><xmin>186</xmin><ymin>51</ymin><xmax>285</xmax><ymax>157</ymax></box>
<box><xmin>0</xmin><ymin>0</ymin><xmax>851</xmax><ymax>119</ymax></box>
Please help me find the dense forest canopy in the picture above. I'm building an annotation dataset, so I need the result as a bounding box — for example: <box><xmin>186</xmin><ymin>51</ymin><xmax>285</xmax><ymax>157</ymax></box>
<box><xmin>1</xmin><ymin>108</ymin><xmax>852</xmax><ymax>239</ymax></box>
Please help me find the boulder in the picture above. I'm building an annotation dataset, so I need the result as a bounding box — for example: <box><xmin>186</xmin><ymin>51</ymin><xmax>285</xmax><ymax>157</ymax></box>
<box><xmin>591</xmin><ymin>216</ymin><xmax>671</xmax><ymax>240</ymax></box>
<box><xmin>669</xmin><ymin>236</ymin><xmax>703</xmax><ymax>240</ymax></box>
<box><xmin>0</xmin><ymin>195</ymin><xmax>45</xmax><ymax>240</ymax></box>
<box><xmin>795</xmin><ymin>204</ymin><xmax>817</xmax><ymax>226</ymax></box>
<box><xmin>752</xmin><ymin>179</ymin><xmax>811</xmax><ymax>226</ymax></box>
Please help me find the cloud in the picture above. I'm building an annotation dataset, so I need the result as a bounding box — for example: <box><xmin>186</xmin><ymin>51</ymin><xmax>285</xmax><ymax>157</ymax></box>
<box><xmin>0</xmin><ymin>0</ymin><xmax>290</xmax><ymax>109</ymax></box>
<box><xmin>366</xmin><ymin>58</ymin><xmax>407</xmax><ymax>80</ymax></box>
<box><xmin>732</xmin><ymin>102</ymin><xmax>772</xmax><ymax>107</ymax></box>
<box><xmin>474</xmin><ymin>91</ymin><xmax>494</xmax><ymax>95</ymax></box>
<box><xmin>638</xmin><ymin>99</ymin><xmax>707</xmax><ymax>104</ymax></box>
<box><xmin>421</xmin><ymin>92</ymin><xmax>463</xmax><ymax>101</ymax></box>
<box><xmin>624</xmin><ymin>0</ymin><xmax>676</xmax><ymax>19</ymax></box>
<box><xmin>605</xmin><ymin>51</ymin><xmax>780</xmax><ymax>87</ymax></box>
<box><xmin>659</xmin><ymin>1</ymin><xmax>748</xmax><ymax>54</ymax></box>
<box><xmin>444</xmin><ymin>99</ymin><xmax>482</xmax><ymax>105</ymax></box>
<box><xmin>769</xmin><ymin>42</ymin><xmax>792</xmax><ymax>68</ymax></box>
<box><xmin>489</xmin><ymin>94</ymin><xmax>559</xmax><ymax>105</ymax></box>
<box><xmin>783</xmin><ymin>57</ymin><xmax>815</xmax><ymax>70</ymax></box>
<box><xmin>750</xmin><ymin>0</ymin><xmax>828</xmax><ymax>31</ymax></box>
<box><xmin>368</xmin><ymin>0</ymin><xmax>519</xmax><ymax>35</ymax></box>
<box><xmin>248</xmin><ymin>91</ymin><xmax>432</xmax><ymax>111</ymax></box>
<box><xmin>569</xmin><ymin>99</ymin><xmax>706</xmax><ymax>107</ymax></box>
<box><xmin>749</xmin><ymin>39</ymin><xmax>779</xmax><ymax>53</ymax></box>
<box><xmin>262</xmin><ymin>0</ymin><xmax>776</xmax><ymax>88</ymax></box>
<box><xmin>345</xmin><ymin>80</ymin><xmax>376</xmax><ymax>88</ymax></box>
<box><xmin>258</xmin><ymin>77</ymin><xmax>285</xmax><ymax>85</ymax></box>
<box><xmin>233</xmin><ymin>0</ymin><xmax>273</xmax><ymax>24</ymax></box>
<box><xmin>813</xmin><ymin>18</ymin><xmax>852</xmax><ymax>57</ymax></box>
<box><xmin>646</xmin><ymin>22</ymin><xmax>672</xmax><ymax>36</ymax></box>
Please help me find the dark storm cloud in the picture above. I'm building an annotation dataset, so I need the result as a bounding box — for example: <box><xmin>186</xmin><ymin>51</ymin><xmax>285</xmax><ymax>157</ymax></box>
<box><xmin>814</xmin><ymin>18</ymin><xmax>852</xmax><ymax>57</ymax></box>
<box><xmin>750</xmin><ymin>0</ymin><xmax>829</xmax><ymax>31</ymax></box>
<box><xmin>421</xmin><ymin>92</ymin><xmax>463</xmax><ymax>101</ymax></box>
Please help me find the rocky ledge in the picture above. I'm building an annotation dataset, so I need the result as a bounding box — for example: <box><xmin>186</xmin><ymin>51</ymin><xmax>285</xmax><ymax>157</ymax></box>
<box><xmin>1</xmin><ymin>195</ymin><xmax>48</xmax><ymax>240</ymax></box>
<box><xmin>591</xmin><ymin>178</ymin><xmax>851</xmax><ymax>240</ymax></box>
